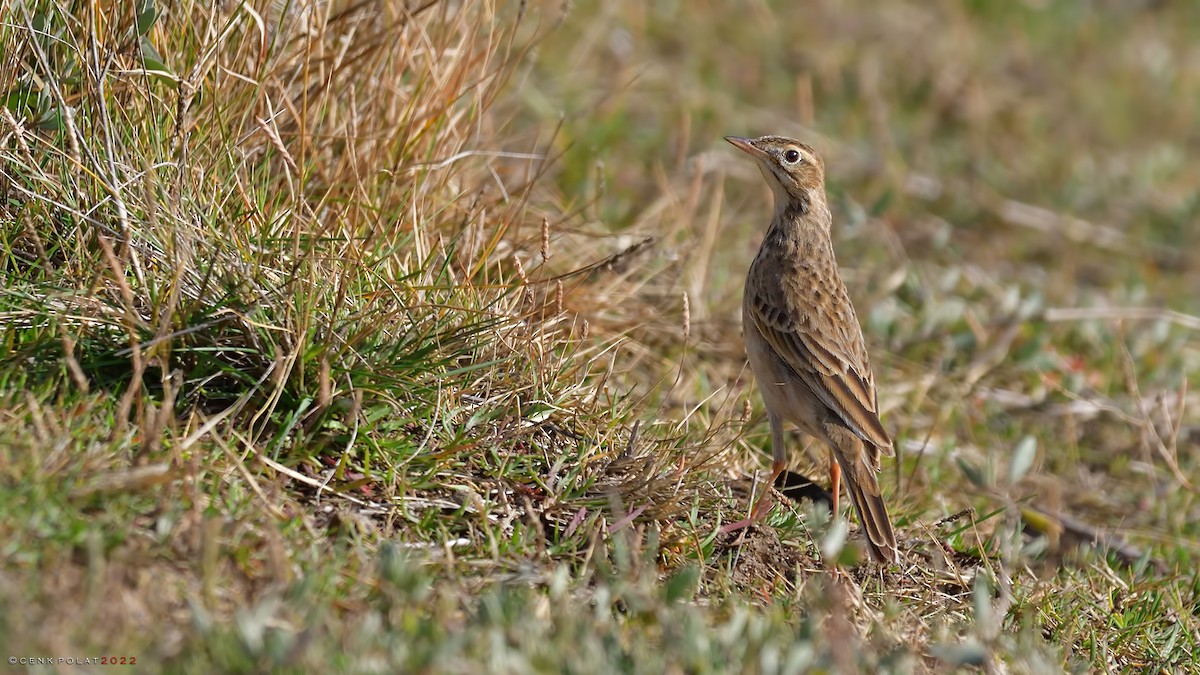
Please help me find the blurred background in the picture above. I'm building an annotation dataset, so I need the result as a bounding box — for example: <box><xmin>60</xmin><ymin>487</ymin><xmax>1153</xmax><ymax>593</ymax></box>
<box><xmin>510</xmin><ymin>0</ymin><xmax>1200</xmax><ymax>538</ymax></box>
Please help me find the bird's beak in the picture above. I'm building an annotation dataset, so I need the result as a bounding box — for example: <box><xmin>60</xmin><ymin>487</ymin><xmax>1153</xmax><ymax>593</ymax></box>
<box><xmin>725</xmin><ymin>136</ymin><xmax>766</xmax><ymax>159</ymax></box>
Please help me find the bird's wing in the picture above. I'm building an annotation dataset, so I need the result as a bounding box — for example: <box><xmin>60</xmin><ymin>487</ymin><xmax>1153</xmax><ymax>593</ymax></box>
<box><xmin>748</xmin><ymin>281</ymin><xmax>894</xmax><ymax>455</ymax></box>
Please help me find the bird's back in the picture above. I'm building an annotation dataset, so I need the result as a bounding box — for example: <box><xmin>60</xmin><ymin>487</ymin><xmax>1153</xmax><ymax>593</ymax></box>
<box><xmin>744</xmin><ymin>225</ymin><xmax>892</xmax><ymax>456</ymax></box>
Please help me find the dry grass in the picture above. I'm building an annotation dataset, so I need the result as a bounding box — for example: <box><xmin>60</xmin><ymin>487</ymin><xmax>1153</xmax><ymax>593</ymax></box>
<box><xmin>2</xmin><ymin>0</ymin><xmax>1199</xmax><ymax>672</ymax></box>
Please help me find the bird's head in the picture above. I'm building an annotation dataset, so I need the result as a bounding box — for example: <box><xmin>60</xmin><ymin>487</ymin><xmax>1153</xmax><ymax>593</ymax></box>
<box><xmin>725</xmin><ymin>135</ymin><xmax>826</xmax><ymax>212</ymax></box>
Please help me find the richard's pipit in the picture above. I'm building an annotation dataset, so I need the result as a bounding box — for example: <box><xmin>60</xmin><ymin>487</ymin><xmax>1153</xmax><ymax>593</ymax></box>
<box><xmin>725</xmin><ymin>134</ymin><xmax>899</xmax><ymax>564</ymax></box>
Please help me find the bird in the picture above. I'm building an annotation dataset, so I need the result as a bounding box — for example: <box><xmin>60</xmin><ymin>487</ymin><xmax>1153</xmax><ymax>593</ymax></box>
<box><xmin>724</xmin><ymin>134</ymin><xmax>899</xmax><ymax>564</ymax></box>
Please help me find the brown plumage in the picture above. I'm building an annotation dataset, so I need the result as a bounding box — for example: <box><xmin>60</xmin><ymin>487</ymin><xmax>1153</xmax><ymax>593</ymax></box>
<box><xmin>726</xmin><ymin>134</ymin><xmax>899</xmax><ymax>564</ymax></box>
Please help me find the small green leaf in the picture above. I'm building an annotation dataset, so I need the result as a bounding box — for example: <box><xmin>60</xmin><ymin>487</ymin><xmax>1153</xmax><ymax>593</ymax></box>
<box><xmin>3</xmin><ymin>85</ymin><xmax>39</xmax><ymax>115</ymax></box>
<box><xmin>820</xmin><ymin>517</ymin><xmax>848</xmax><ymax>561</ymax></box>
<box><xmin>36</xmin><ymin>109</ymin><xmax>64</xmax><ymax>131</ymax></box>
<box><xmin>139</xmin><ymin>36</ymin><xmax>170</xmax><ymax>74</ymax></box>
<box><xmin>869</xmin><ymin>189</ymin><xmax>894</xmax><ymax>216</ymax></box>
<box><xmin>524</xmin><ymin>401</ymin><xmax>556</xmax><ymax>424</ymax></box>
<box><xmin>956</xmin><ymin>457</ymin><xmax>987</xmax><ymax>488</ymax></box>
<box><xmin>663</xmin><ymin>565</ymin><xmax>699</xmax><ymax>602</ymax></box>
<box><xmin>269</xmin><ymin>396</ymin><xmax>313</xmax><ymax>457</ymax></box>
<box><xmin>463</xmin><ymin>406</ymin><xmax>490</xmax><ymax>431</ymax></box>
<box><xmin>973</xmin><ymin>572</ymin><xmax>994</xmax><ymax>636</ymax></box>
<box><xmin>1021</xmin><ymin>535</ymin><xmax>1048</xmax><ymax>558</ymax></box>
<box><xmin>1008</xmin><ymin>435</ymin><xmax>1037</xmax><ymax>484</ymax></box>
<box><xmin>930</xmin><ymin>641</ymin><xmax>987</xmax><ymax>666</ymax></box>
<box><xmin>137</xmin><ymin>0</ymin><xmax>159</xmax><ymax>36</ymax></box>
<box><xmin>30</xmin><ymin>12</ymin><xmax>49</xmax><ymax>35</ymax></box>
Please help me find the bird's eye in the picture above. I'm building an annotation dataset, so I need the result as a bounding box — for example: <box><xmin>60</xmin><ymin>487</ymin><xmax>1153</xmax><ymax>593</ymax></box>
<box><xmin>783</xmin><ymin>149</ymin><xmax>802</xmax><ymax>164</ymax></box>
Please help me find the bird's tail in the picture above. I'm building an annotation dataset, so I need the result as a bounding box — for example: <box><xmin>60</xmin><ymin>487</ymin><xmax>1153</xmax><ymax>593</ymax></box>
<box><xmin>840</xmin><ymin>454</ymin><xmax>899</xmax><ymax>564</ymax></box>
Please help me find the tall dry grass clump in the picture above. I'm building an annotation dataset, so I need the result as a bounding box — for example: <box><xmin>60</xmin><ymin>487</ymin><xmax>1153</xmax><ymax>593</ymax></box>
<box><xmin>1</xmin><ymin>0</ymin><xmax>719</xmax><ymax>576</ymax></box>
<box><xmin>7</xmin><ymin>1</ymin><xmax>536</xmax><ymax>409</ymax></box>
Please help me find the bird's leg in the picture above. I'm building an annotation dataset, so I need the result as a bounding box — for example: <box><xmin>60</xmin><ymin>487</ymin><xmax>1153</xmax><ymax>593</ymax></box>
<box><xmin>720</xmin><ymin>412</ymin><xmax>787</xmax><ymax>534</ymax></box>
<box><xmin>750</xmin><ymin>460</ymin><xmax>786</xmax><ymax>520</ymax></box>
<box><xmin>719</xmin><ymin>461</ymin><xmax>784</xmax><ymax>533</ymax></box>
<box><xmin>828</xmin><ymin>450</ymin><xmax>842</xmax><ymax>518</ymax></box>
